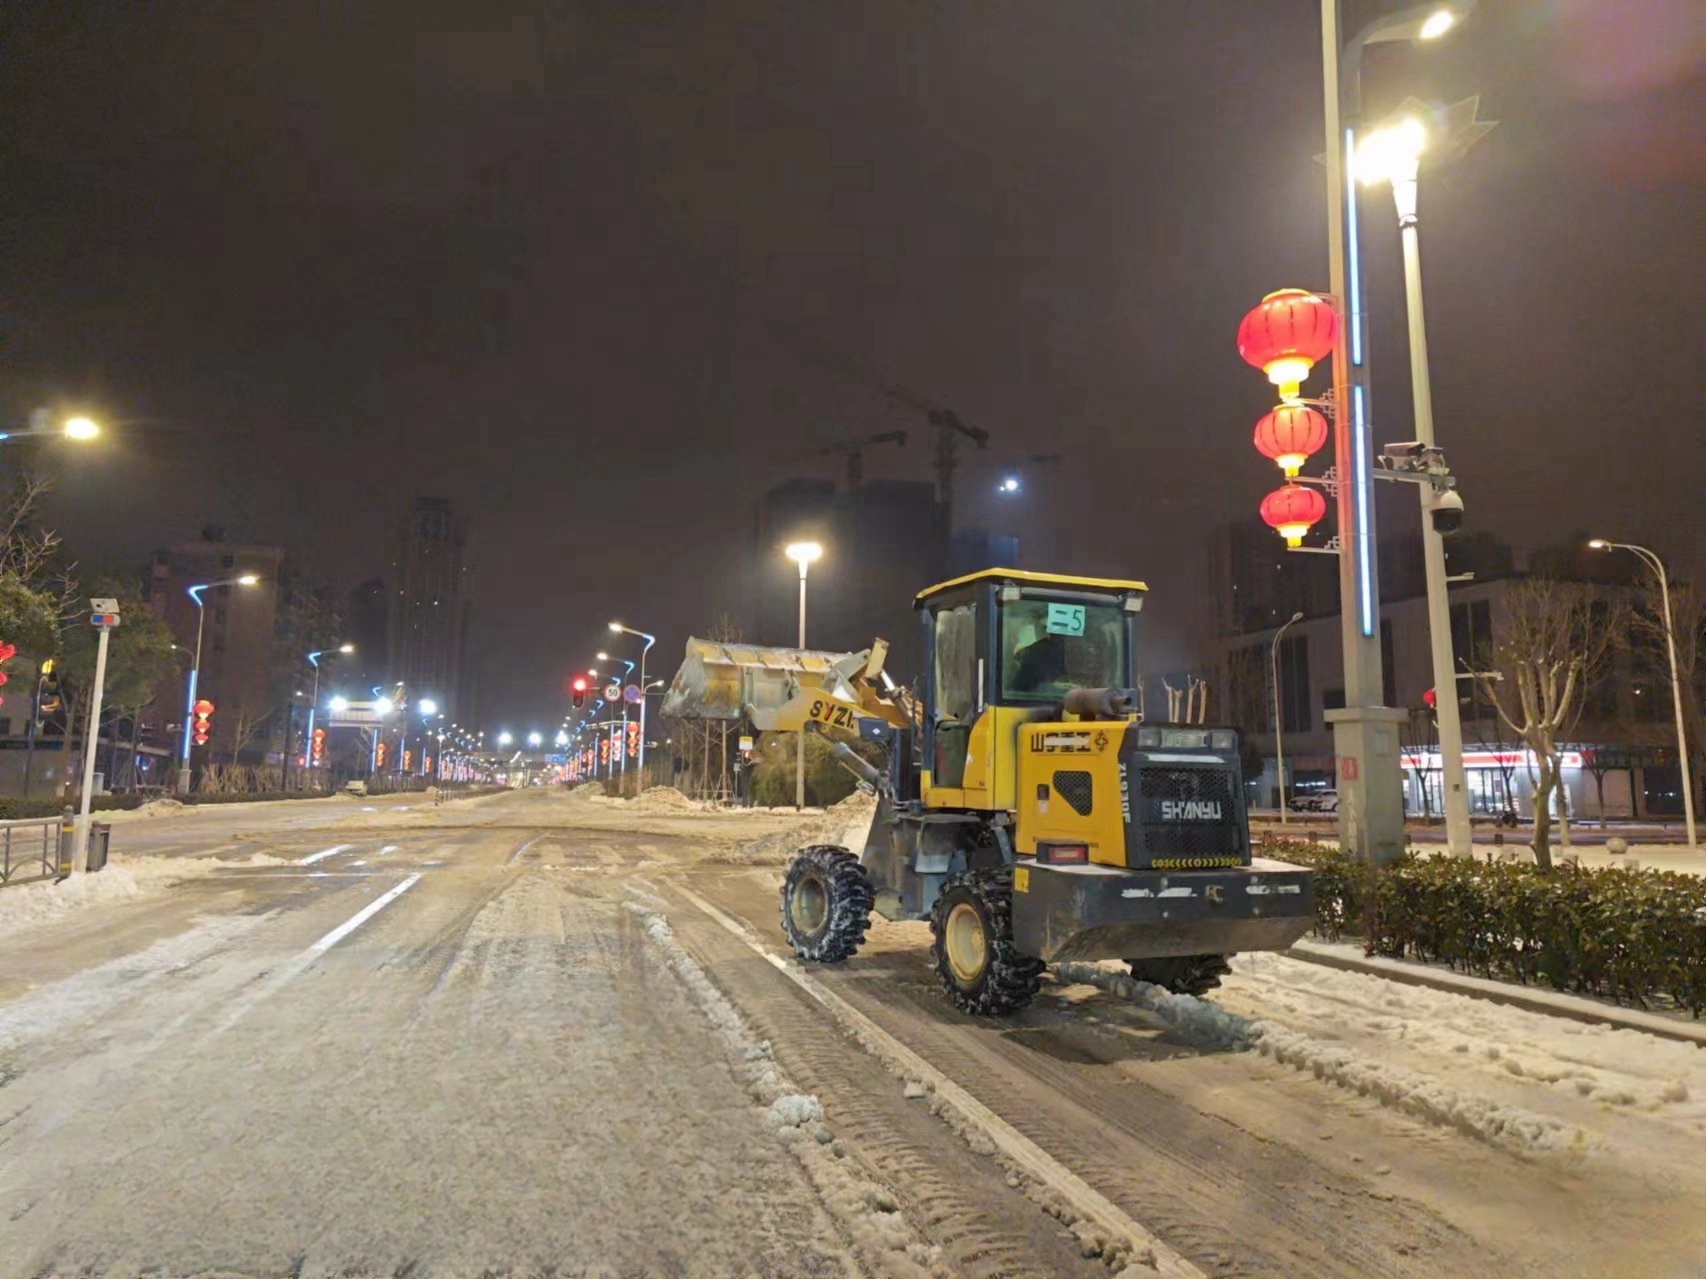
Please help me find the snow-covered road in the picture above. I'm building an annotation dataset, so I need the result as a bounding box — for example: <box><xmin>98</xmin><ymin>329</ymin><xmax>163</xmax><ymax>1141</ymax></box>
<box><xmin>1</xmin><ymin>788</ymin><xmax>1702</xmax><ymax>1278</ymax></box>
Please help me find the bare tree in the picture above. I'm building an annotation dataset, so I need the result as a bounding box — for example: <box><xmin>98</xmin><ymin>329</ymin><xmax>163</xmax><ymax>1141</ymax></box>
<box><xmin>1474</xmin><ymin>580</ymin><xmax>1622</xmax><ymax>869</ymax></box>
<box><xmin>226</xmin><ymin>707</ymin><xmax>275</xmax><ymax>766</ymax></box>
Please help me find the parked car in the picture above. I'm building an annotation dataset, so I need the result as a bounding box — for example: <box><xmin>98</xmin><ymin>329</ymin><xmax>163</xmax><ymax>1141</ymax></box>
<box><xmin>1288</xmin><ymin>790</ymin><xmax>1338</xmax><ymax>814</ymax></box>
<box><xmin>343</xmin><ymin>779</ymin><xmax>369</xmax><ymax>797</ymax></box>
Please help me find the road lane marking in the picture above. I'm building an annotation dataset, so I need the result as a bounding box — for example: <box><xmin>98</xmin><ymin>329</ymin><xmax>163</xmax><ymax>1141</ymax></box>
<box><xmin>378</xmin><ymin>844</ymin><xmax>400</xmax><ymax>856</ymax></box>
<box><xmin>308</xmin><ymin>874</ymin><xmax>422</xmax><ymax>953</ymax></box>
<box><xmin>298</xmin><ymin>843</ymin><xmax>354</xmax><ymax>866</ymax></box>
<box><xmin>506</xmin><ymin>836</ymin><xmax>542</xmax><ymax>865</ymax></box>
<box><xmin>670</xmin><ymin>883</ymin><xmax>1207</xmax><ymax>1279</ymax></box>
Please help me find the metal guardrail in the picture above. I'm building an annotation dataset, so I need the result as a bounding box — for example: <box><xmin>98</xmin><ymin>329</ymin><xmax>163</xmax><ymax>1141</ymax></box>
<box><xmin>0</xmin><ymin>816</ymin><xmax>66</xmax><ymax>886</ymax></box>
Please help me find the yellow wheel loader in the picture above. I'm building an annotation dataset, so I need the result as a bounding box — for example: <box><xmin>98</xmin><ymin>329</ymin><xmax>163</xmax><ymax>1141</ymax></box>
<box><xmin>662</xmin><ymin>568</ymin><xmax>1314</xmax><ymax>1015</ymax></box>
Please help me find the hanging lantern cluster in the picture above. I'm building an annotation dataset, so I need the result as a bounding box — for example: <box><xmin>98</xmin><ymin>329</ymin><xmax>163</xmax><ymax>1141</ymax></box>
<box><xmin>1239</xmin><ymin>288</ymin><xmax>1338</xmax><ymax>547</ymax></box>
<box><xmin>1252</xmin><ymin>404</ymin><xmax>1329</xmax><ymax>478</ymax></box>
<box><xmin>1237</xmin><ymin>288</ymin><xmax>1338</xmax><ymax>402</ymax></box>
<box><xmin>0</xmin><ymin>642</ymin><xmax>14</xmax><ymax>707</ymax></box>
<box><xmin>192</xmin><ymin>698</ymin><xmax>215</xmax><ymax>746</ymax></box>
<box><xmin>1259</xmin><ymin>483</ymin><xmax>1327</xmax><ymax>549</ymax></box>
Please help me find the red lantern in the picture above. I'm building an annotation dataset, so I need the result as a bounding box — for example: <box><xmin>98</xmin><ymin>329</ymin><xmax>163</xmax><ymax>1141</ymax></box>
<box><xmin>1260</xmin><ymin>483</ymin><xmax>1327</xmax><ymax>548</ymax></box>
<box><xmin>1237</xmin><ymin>289</ymin><xmax>1338</xmax><ymax>401</ymax></box>
<box><xmin>1252</xmin><ymin>404</ymin><xmax>1329</xmax><ymax>477</ymax></box>
<box><xmin>193</xmin><ymin>699</ymin><xmax>215</xmax><ymax>715</ymax></box>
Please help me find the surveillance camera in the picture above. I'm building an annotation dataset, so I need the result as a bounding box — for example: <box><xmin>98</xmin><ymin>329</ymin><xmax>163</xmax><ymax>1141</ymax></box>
<box><xmin>1383</xmin><ymin>441</ymin><xmax>1427</xmax><ymax>460</ymax></box>
<box><xmin>1427</xmin><ymin>488</ymin><xmax>1464</xmax><ymax>535</ymax></box>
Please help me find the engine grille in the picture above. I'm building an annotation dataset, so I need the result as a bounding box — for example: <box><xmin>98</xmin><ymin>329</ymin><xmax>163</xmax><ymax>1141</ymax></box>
<box><xmin>1131</xmin><ymin>764</ymin><xmax>1244</xmax><ymax>865</ymax></box>
<box><xmin>1052</xmin><ymin>770</ymin><xmax>1094</xmax><ymax>816</ymax></box>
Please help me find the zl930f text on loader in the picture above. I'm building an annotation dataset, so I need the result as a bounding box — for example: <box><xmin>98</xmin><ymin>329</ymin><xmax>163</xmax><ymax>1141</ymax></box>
<box><xmin>660</xmin><ymin>568</ymin><xmax>1314</xmax><ymax>1015</ymax></box>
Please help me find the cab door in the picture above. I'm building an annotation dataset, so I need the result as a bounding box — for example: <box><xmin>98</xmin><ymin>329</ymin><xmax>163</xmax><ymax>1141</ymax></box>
<box><xmin>924</xmin><ymin>596</ymin><xmax>980</xmax><ymax>797</ymax></box>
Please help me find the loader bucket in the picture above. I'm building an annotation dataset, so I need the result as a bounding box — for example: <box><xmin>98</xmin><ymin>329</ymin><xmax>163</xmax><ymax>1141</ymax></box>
<box><xmin>659</xmin><ymin>637</ymin><xmax>862</xmax><ymax>722</ymax></box>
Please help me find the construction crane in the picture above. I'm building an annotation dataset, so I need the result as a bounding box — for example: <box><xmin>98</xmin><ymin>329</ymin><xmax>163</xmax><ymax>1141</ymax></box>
<box><xmin>800</xmin><ymin>429</ymin><xmax>909</xmax><ymax>489</ymax></box>
<box><xmin>763</xmin><ymin>320</ymin><xmax>993</xmax><ymax>525</ymax></box>
<box><xmin>878</xmin><ymin>382</ymin><xmax>990</xmax><ymax>529</ymax></box>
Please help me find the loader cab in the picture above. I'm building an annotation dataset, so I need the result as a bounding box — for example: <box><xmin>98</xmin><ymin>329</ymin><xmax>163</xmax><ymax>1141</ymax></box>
<box><xmin>915</xmin><ymin>568</ymin><xmax>1145</xmax><ymax>809</ymax></box>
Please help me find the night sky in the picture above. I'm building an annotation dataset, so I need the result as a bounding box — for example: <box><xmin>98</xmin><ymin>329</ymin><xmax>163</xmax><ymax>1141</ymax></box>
<box><xmin>2</xmin><ymin>1</ymin><xmax>1700</xmax><ymax>734</ymax></box>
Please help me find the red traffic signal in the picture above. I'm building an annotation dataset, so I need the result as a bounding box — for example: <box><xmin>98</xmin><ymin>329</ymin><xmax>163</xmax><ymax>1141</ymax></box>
<box><xmin>571</xmin><ymin>675</ymin><xmax>589</xmax><ymax>708</ymax></box>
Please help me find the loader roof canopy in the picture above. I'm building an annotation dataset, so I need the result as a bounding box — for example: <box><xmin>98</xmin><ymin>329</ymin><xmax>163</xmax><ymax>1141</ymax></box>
<box><xmin>915</xmin><ymin>567</ymin><xmax>1149</xmax><ymax>606</ymax></box>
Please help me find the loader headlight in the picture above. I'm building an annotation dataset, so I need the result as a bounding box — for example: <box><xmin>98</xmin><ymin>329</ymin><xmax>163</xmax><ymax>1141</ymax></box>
<box><xmin>1136</xmin><ymin>726</ymin><xmax>1161</xmax><ymax>747</ymax></box>
<box><xmin>1210</xmin><ymin>729</ymin><xmax>1236</xmax><ymax>751</ymax></box>
<box><xmin>1159</xmin><ymin>728</ymin><xmax>1209</xmax><ymax>749</ymax></box>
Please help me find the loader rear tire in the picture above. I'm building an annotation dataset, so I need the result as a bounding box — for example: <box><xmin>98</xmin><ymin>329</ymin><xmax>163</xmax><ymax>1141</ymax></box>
<box><xmin>1125</xmin><ymin>954</ymin><xmax>1232</xmax><ymax>998</ymax></box>
<box><xmin>930</xmin><ymin>869</ymin><xmax>1044</xmax><ymax>1016</ymax></box>
<box><xmin>780</xmin><ymin>846</ymin><xmax>873</xmax><ymax>963</ymax></box>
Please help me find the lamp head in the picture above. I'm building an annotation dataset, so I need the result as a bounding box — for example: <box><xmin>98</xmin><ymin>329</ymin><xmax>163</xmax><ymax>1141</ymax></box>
<box><xmin>784</xmin><ymin>541</ymin><xmax>823</xmax><ymax>566</ymax></box>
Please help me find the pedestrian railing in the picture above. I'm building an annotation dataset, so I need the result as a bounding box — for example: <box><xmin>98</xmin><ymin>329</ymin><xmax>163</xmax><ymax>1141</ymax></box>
<box><xmin>0</xmin><ymin>816</ymin><xmax>66</xmax><ymax>886</ymax></box>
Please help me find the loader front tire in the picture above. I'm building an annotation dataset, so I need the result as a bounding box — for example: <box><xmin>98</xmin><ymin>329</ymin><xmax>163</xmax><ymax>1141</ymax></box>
<box><xmin>1125</xmin><ymin>954</ymin><xmax>1232</xmax><ymax>998</ymax></box>
<box><xmin>780</xmin><ymin>846</ymin><xmax>873</xmax><ymax>962</ymax></box>
<box><xmin>930</xmin><ymin>869</ymin><xmax>1044</xmax><ymax>1016</ymax></box>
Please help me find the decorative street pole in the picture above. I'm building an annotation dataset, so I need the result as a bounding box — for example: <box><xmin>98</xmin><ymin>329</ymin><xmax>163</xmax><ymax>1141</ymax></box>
<box><xmin>178</xmin><ymin>574</ymin><xmax>259</xmax><ymax>795</ymax></box>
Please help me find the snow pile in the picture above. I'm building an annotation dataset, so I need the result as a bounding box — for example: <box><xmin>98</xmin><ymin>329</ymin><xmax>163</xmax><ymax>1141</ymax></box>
<box><xmin>1054</xmin><ymin>960</ymin><xmax>1587</xmax><ymax>1157</ymax></box>
<box><xmin>0</xmin><ymin>863</ymin><xmax>146</xmax><ymax>932</ymax></box>
<box><xmin>627</xmin><ymin>786</ymin><xmax>704</xmax><ymax>813</ymax></box>
<box><xmin>735</xmin><ymin>791</ymin><xmax>878</xmax><ymax>865</ymax></box>
<box><xmin>622</xmin><ymin>894</ymin><xmax>945</xmax><ymax>1278</ymax></box>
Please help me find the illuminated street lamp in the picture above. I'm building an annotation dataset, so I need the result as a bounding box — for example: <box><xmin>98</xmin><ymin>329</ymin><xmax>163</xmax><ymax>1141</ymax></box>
<box><xmin>1357</xmin><ymin>98</ymin><xmax>1495</xmax><ymax>860</ymax></box>
<box><xmin>1316</xmin><ymin>0</ymin><xmax>1475</xmax><ymax>864</ymax></box>
<box><xmin>299</xmin><ymin>642</ymin><xmax>355</xmax><ymax>777</ymax></box>
<box><xmin>784</xmin><ymin>542</ymin><xmax>824</xmax><ymax>810</ymax></box>
<box><xmin>178</xmin><ymin>573</ymin><xmax>261</xmax><ymax>794</ymax></box>
<box><xmin>1589</xmin><ymin>540</ymin><xmax>1696</xmax><ymax>847</ymax></box>
<box><xmin>497</xmin><ymin>731</ymin><xmax>513</xmax><ymax>747</ymax></box>
<box><xmin>527</xmin><ymin>731</ymin><xmax>543</xmax><ymax>748</ymax></box>
<box><xmin>611</xmin><ymin>619</ymin><xmax>659</xmax><ymax>782</ymax></box>
<box><xmin>1</xmin><ymin>410</ymin><xmax>103</xmax><ymax>444</ymax></box>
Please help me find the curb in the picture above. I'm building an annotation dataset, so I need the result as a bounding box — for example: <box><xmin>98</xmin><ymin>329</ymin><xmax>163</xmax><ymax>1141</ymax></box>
<box><xmin>1286</xmin><ymin>938</ymin><xmax>1706</xmax><ymax>1048</ymax></box>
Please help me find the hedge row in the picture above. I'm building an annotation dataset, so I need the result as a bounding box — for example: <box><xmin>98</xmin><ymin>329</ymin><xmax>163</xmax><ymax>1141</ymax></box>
<box><xmin>1261</xmin><ymin>836</ymin><xmax>1706</xmax><ymax>1017</ymax></box>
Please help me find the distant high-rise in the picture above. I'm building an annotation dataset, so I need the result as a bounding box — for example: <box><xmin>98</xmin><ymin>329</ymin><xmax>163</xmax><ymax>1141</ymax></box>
<box><xmin>388</xmin><ymin>498</ymin><xmax>470</xmax><ymax>715</ymax></box>
<box><xmin>344</xmin><ymin>578</ymin><xmax>389</xmax><ymax>692</ymax></box>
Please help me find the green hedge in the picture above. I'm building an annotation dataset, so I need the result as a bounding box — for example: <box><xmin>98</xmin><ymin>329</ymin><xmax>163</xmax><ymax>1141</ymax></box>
<box><xmin>0</xmin><ymin>794</ymin><xmax>148</xmax><ymax>821</ymax></box>
<box><xmin>1261</xmin><ymin>837</ymin><xmax>1706</xmax><ymax>1017</ymax></box>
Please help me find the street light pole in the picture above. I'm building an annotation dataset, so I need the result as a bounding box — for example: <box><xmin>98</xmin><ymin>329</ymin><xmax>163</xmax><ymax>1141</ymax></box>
<box><xmin>1272</xmin><ymin>612</ymin><xmax>1305</xmax><ymax>824</ymax></box>
<box><xmin>610</xmin><ymin>622</ymin><xmax>658</xmax><ymax>785</ymax></box>
<box><xmin>178</xmin><ymin>574</ymin><xmax>259</xmax><ymax>795</ymax></box>
<box><xmin>1360</xmin><ymin>116</ymin><xmax>1474</xmax><ymax>858</ymax></box>
<box><xmin>1591</xmin><ymin>540</ymin><xmax>1697</xmax><ymax>848</ymax></box>
<box><xmin>784</xmin><ymin>542</ymin><xmax>823</xmax><ymax>810</ymax></box>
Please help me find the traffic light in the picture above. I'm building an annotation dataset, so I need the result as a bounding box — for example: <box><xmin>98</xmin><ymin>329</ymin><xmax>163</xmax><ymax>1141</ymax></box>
<box><xmin>572</xmin><ymin>676</ymin><xmax>589</xmax><ymax>708</ymax></box>
<box><xmin>192</xmin><ymin>699</ymin><xmax>215</xmax><ymax>746</ymax></box>
<box><xmin>37</xmin><ymin>658</ymin><xmax>61</xmax><ymax>717</ymax></box>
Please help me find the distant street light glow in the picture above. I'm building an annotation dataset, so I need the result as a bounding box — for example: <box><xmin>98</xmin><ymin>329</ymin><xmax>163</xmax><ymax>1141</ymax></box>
<box><xmin>784</xmin><ymin>541</ymin><xmax>823</xmax><ymax>566</ymax></box>
<box><xmin>1418</xmin><ymin>9</ymin><xmax>1457</xmax><ymax>40</ymax></box>
<box><xmin>62</xmin><ymin>416</ymin><xmax>101</xmax><ymax>440</ymax></box>
<box><xmin>997</xmin><ymin>475</ymin><xmax>1021</xmax><ymax>496</ymax></box>
<box><xmin>497</xmin><ymin>731</ymin><xmax>513</xmax><ymax>746</ymax></box>
<box><xmin>1356</xmin><ymin>117</ymin><xmax>1427</xmax><ymax>187</ymax></box>
<box><xmin>418</xmin><ymin>698</ymin><xmax>438</xmax><ymax>715</ymax></box>
<box><xmin>328</xmin><ymin>696</ymin><xmax>349</xmax><ymax>713</ymax></box>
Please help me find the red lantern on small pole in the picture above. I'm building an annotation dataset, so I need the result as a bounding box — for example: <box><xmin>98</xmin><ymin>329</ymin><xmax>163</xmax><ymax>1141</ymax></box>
<box><xmin>1237</xmin><ymin>288</ymin><xmax>1338</xmax><ymax>402</ymax></box>
<box><xmin>1252</xmin><ymin>403</ymin><xmax>1330</xmax><ymax>478</ymax></box>
<box><xmin>1260</xmin><ymin>483</ymin><xmax>1327</xmax><ymax>548</ymax></box>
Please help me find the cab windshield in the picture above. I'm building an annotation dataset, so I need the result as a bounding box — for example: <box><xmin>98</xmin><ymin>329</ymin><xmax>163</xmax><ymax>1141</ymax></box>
<box><xmin>999</xmin><ymin>597</ymin><xmax>1127</xmax><ymax>702</ymax></box>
